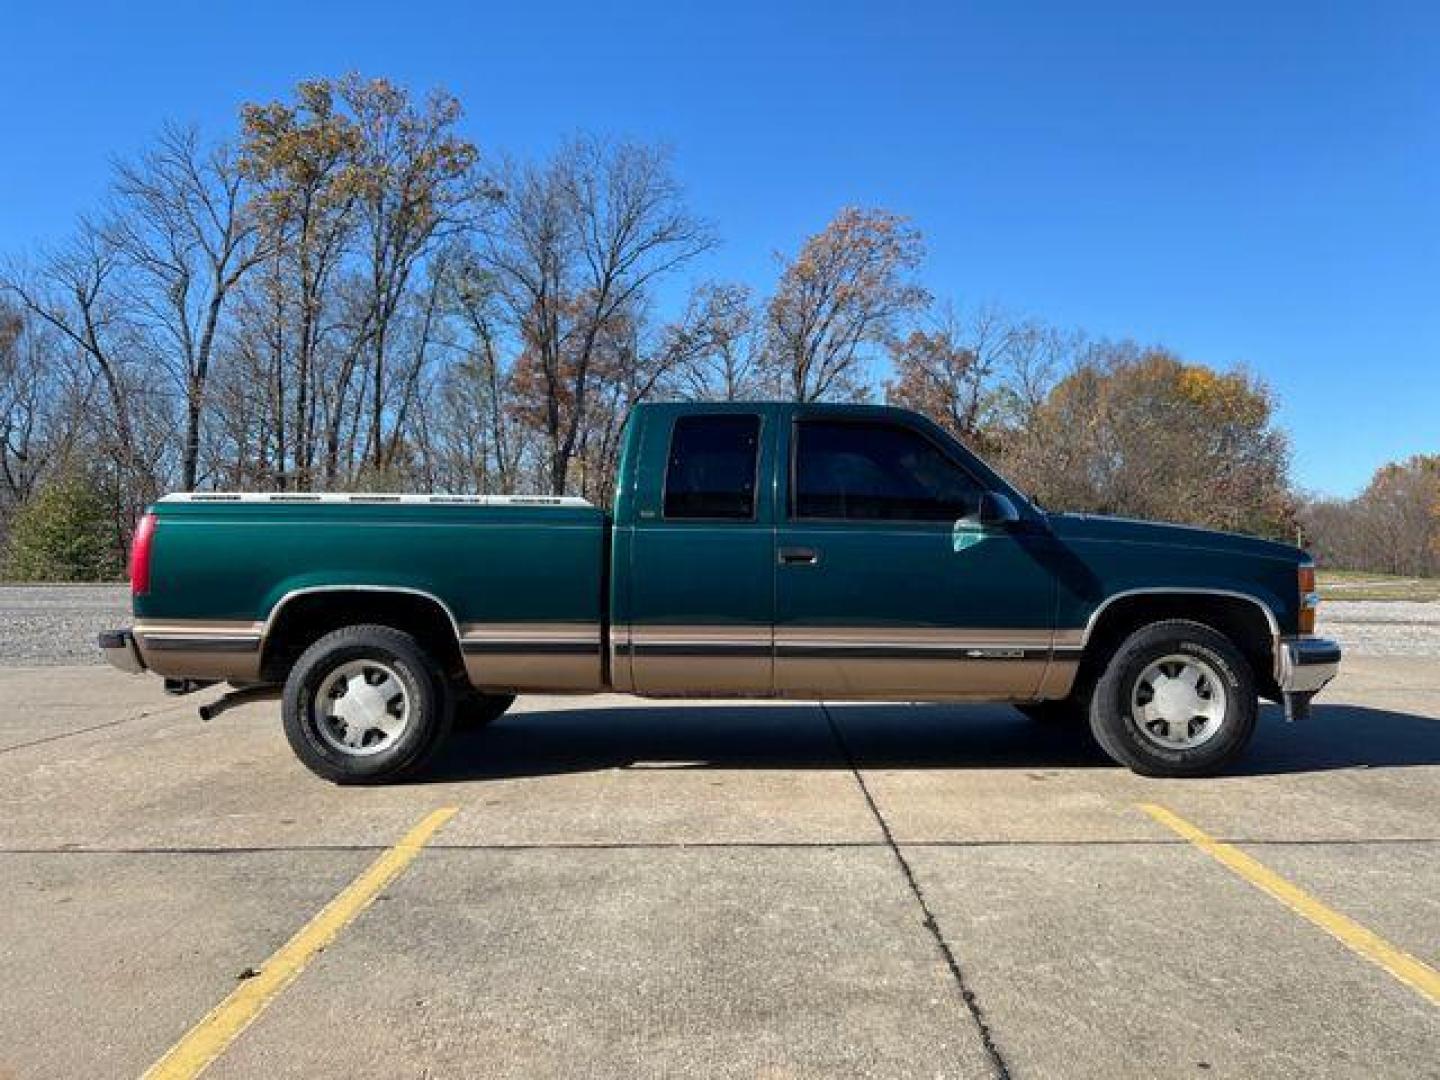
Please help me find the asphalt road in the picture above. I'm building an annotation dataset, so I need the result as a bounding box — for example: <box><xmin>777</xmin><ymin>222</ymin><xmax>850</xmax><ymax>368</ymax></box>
<box><xmin>1</xmin><ymin>657</ymin><xmax>1436</xmax><ymax>1078</ymax></box>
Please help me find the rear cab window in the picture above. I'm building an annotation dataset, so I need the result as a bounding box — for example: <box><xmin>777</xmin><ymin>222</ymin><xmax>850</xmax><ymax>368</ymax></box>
<box><xmin>663</xmin><ymin>414</ymin><xmax>762</xmax><ymax>520</ymax></box>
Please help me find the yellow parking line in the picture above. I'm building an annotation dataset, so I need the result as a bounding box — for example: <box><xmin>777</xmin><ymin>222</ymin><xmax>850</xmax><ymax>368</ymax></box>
<box><xmin>141</xmin><ymin>806</ymin><xmax>459</xmax><ymax>1080</ymax></box>
<box><xmin>1139</xmin><ymin>803</ymin><xmax>1439</xmax><ymax>1007</ymax></box>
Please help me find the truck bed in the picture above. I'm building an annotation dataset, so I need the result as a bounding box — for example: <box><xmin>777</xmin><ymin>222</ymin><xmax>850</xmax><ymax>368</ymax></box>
<box><xmin>134</xmin><ymin>493</ymin><xmax>610</xmax><ymax>691</ymax></box>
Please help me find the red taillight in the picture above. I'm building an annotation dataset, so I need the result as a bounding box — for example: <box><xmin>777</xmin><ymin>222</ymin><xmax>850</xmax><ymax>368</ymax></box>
<box><xmin>130</xmin><ymin>512</ymin><xmax>157</xmax><ymax>597</ymax></box>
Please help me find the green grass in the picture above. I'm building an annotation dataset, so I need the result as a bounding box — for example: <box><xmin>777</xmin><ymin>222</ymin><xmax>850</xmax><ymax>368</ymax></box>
<box><xmin>1317</xmin><ymin>569</ymin><xmax>1440</xmax><ymax>602</ymax></box>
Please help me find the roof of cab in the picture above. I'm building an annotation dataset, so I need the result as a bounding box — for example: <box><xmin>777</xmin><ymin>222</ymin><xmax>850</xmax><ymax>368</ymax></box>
<box><xmin>632</xmin><ymin>400</ymin><xmax>925</xmax><ymax>422</ymax></box>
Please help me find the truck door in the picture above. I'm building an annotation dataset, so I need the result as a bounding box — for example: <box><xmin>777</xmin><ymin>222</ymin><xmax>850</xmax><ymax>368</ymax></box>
<box><xmin>773</xmin><ymin>414</ymin><xmax>1056</xmax><ymax>699</ymax></box>
<box><xmin>622</xmin><ymin>410</ymin><xmax>775</xmax><ymax>695</ymax></box>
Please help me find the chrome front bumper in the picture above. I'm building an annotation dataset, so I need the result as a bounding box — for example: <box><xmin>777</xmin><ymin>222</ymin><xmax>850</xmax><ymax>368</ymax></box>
<box><xmin>1278</xmin><ymin>636</ymin><xmax>1341</xmax><ymax>694</ymax></box>
<box><xmin>1276</xmin><ymin>636</ymin><xmax>1340</xmax><ymax>719</ymax></box>
<box><xmin>98</xmin><ymin>628</ymin><xmax>147</xmax><ymax>675</ymax></box>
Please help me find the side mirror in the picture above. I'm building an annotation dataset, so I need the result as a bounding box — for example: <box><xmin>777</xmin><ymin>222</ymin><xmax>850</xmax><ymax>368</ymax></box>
<box><xmin>952</xmin><ymin>493</ymin><xmax>1021</xmax><ymax>551</ymax></box>
<box><xmin>977</xmin><ymin>491</ymin><xmax>1020</xmax><ymax>527</ymax></box>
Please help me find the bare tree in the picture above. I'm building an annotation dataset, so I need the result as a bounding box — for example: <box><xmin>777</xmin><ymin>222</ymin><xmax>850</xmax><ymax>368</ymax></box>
<box><xmin>762</xmin><ymin>207</ymin><xmax>927</xmax><ymax>402</ymax></box>
<box><xmin>887</xmin><ymin>304</ymin><xmax>1076</xmax><ymax>456</ymax></box>
<box><xmin>438</xmin><ymin>253</ymin><xmax>523</xmax><ymax>491</ymax></box>
<box><xmin>673</xmin><ymin>282</ymin><xmax>766</xmax><ymax>401</ymax></box>
<box><xmin>0</xmin><ymin>304</ymin><xmax>53</xmax><ymax>512</ymax></box>
<box><xmin>571</xmin><ymin>290</ymin><xmax>748</xmax><ymax>502</ymax></box>
<box><xmin>111</xmin><ymin>124</ymin><xmax>266</xmax><ymax>490</ymax></box>
<box><xmin>481</xmin><ymin>137</ymin><xmax>713</xmax><ymax>494</ymax></box>
<box><xmin>1</xmin><ymin>231</ymin><xmax>161</xmax><ymax>539</ymax></box>
<box><xmin>1301</xmin><ymin>456</ymin><xmax>1440</xmax><ymax>575</ymax></box>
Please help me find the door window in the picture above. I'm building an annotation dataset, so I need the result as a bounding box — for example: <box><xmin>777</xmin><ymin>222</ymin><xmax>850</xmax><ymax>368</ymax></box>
<box><xmin>663</xmin><ymin>414</ymin><xmax>761</xmax><ymax>520</ymax></box>
<box><xmin>793</xmin><ymin>420</ymin><xmax>984</xmax><ymax>521</ymax></box>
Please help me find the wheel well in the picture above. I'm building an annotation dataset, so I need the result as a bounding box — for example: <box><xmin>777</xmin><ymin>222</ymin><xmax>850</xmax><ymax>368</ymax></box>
<box><xmin>1079</xmin><ymin>594</ymin><xmax>1279</xmax><ymax>700</ymax></box>
<box><xmin>259</xmin><ymin>591</ymin><xmax>465</xmax><ymax>684</ymax></box>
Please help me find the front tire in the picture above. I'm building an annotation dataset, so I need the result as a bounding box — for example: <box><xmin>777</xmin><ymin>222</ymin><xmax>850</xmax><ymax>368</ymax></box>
<box><xmin>282</xmin><ymin>624</ymin><xmax>454</xmax><ymax>784</ymax></box>
<box><xmin>1089</xmin><ymin>619</ymin><xmax>1256</xmax><ymax>777</ymax></box>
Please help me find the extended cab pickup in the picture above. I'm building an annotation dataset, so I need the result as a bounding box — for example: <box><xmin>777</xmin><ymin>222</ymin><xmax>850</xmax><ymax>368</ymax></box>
<box><xmin>100</xmin><ymin>401</ymin><xmax>1341</xmax><ymax>782</ymax></box>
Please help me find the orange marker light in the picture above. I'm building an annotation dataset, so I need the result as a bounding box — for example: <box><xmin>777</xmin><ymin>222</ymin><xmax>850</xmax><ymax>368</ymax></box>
<box><xmin>1298</xmin><ymin>563</ymin><xmax>1317</xmax><ymax>635</ymax></box>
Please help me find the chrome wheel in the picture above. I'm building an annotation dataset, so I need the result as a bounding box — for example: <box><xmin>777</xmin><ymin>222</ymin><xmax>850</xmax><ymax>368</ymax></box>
<box><xmin>1129</xmin><ymin>653</ymin><xmax>1228</xmax><ymax>750</ymax></box>
<box><xmin>315</xmin><ymin>660</ymin><xmax>411</xmax><ymax>757</ymax></box>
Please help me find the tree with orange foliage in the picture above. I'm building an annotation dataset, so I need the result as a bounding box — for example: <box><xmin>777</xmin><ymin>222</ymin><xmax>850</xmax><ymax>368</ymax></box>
<box><xmin>239</xmin><ymin>80</ymin><xmax>365</xmax><ymax>487</ymax></box>
<box><xmin>1006</xmin><ymin>343</ymin><xmax>1295</xmax><ymax>538</ymax></box>
<box><xmin>338</xmin><ymin>75</ymin><xmax>481</xmax><ymax>472</ymax></box>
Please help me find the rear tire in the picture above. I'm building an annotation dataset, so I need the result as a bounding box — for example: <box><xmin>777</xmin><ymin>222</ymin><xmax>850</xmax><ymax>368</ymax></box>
<box><xmin>282</xmin><ymin>624</ymin><xmax>453</xmax><ymax>784</ymax></box>
<box><xmin>1088</xmin><ymin>619</ymin><xmax>1256</xmax><ymax>777</ymax></box>
<box><xmin>454</xmin><ymin>690</ymin><xmax>516</xmax><ymax>730</ymax></box>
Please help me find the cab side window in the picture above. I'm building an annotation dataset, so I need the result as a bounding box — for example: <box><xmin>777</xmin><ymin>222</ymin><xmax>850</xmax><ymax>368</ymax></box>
<box><xmin>793</xmin><ymin>420</ymin><xmax>983</xmax><ymax>521</ymax></box>
<box><xmin>664</xmin><ymin>414</ymin><xmax>761</xmax><ymax>520</ymax></box>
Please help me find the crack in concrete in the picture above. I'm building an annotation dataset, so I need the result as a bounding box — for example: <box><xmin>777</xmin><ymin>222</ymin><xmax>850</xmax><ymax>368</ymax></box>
<box><xmin>0</xmin><ymin>699</ymin><xmax>196</xmax><ymax>757</ymax></box>
<box><xmin>820</xmin><ymin>701</ymin><xmax>1013</xmax><ymax>1080</ymax></box>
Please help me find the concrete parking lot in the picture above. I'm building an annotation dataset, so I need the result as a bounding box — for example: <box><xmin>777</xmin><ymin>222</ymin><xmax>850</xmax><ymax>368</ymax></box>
<box><xmin>0</xmin><ymin>591</ymin><xmax>1437</xmax><ymax>1077</ymax></box>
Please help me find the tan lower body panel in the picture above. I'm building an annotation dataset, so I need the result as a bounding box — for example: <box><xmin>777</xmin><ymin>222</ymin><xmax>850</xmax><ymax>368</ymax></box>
<box><xmin>461</xmin><ymin>623</ymin><xmax>604</xmax><ymax>692</ymax></box>
<box><xmin>131</xmin><ymin>617</ymin><xmax>1085</xmax><ymax>702</ymax></box>
<box><xmin>773</xmin><ymin>657</ymin><xmax>1050</xmax><ymax>700</ymax></box>
<box><xmin>1038</xmin><ymin>628</ymin><xmax>1085</xmax><ymax>699</ymax></box>
<box><xmin>775</xmin><ymin>625</ymin><xmax>1053</xmax><ymax>700</ymax></box>
<box><xmin>619</xmin><ymin>624</ymin><xmax>1078</xmax><ymax>701</ymax></box>
<box><xmin>1035</xmin><ymin>659</ymin><xmax>1081</xmax><ymax>700</ymax></box>
<box><xmin>623</xmin><ymin>626</ymin><xmax>774</xmax><ymax>696</ymax></box>
<box><xmin>133</xmin><ymin>621</ymin><xmax>263</xmax><ymax>682</ymax></box>
<box><xmin>1036</xmin><ymin>624</ymin><xmax>1082</xmax><ymax>702</ymax></box>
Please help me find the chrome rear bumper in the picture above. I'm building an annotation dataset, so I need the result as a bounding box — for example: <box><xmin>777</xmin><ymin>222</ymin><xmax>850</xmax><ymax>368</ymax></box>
<box><xmin>98</xmin><ymin>628</ymin><xmax>146</xmax><ymax>675</ymax></box>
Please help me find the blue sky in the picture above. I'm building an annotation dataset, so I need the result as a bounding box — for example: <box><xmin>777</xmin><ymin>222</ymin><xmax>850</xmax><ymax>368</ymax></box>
<box><xmin>2</xmin><ymin>0</ymin><xmax>1436</xmax><ymax>496</ymax></box>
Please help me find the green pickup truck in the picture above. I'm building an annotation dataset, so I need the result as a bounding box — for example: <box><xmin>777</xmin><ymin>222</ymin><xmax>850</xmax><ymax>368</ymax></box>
<box><xmin>100</xmin><ymin>401</ymin><xmax>1340</xmax><ymax>783</ymax></box>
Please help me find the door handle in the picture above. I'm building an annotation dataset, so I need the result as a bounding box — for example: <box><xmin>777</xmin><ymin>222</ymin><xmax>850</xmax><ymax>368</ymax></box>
<box><xmin>779</xmin><ymin>546</ymin><xmax>819</xmax><ymax>566</ymax></box>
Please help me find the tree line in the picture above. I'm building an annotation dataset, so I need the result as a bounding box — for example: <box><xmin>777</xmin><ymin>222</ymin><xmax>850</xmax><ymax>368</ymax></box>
<box><xmin>1</xmin><ymin>74</ymin><xmax>1432</xmax><ymax>580</ymax></box>
<box><xmin>1298</xmin><ymin>457</ymin><xmax>1440</xmax><ymax>578</ymax></box>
